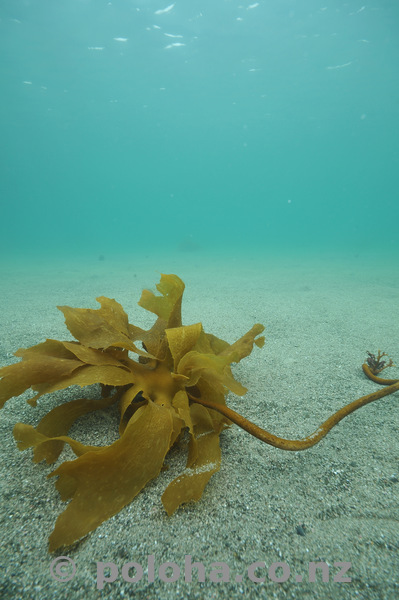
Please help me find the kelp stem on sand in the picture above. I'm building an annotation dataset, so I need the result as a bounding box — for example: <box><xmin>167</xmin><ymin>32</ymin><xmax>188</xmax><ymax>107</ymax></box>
<box><xmin>191</xmin><ymin>363</ymin><xmax>399</xmax><ymax>451</ymax></box>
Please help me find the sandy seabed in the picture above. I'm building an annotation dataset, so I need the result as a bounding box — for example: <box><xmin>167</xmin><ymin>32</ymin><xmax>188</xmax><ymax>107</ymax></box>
<box><xmin>0</xmin><ymin>250</ymin><xmax>398</xmax><ymax>600</ymax></box>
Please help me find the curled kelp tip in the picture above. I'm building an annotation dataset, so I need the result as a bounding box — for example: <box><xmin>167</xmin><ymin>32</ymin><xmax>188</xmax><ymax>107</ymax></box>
<box><xmin>0</xmin><ymin>274</ymin><xmax>397</xmax><ymax>552</ymax></box>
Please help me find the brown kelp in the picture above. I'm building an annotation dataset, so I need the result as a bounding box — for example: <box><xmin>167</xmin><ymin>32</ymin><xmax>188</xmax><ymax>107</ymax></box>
<box><xmin>0</xmin><ymin>274</ymin><xmax>397</xmax><ymax>552</ymax></box>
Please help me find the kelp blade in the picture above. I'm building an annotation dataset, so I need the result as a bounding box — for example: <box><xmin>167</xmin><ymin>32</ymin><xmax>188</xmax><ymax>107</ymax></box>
<box><xmin>162</xmin><ymin>403</ymin><xmax>223</xmax><ymax>515</ymax></box>
<box><xmin>48</xmin><ymin>401</ymin><xmax>174</xmax><ymax>552</ymax></box>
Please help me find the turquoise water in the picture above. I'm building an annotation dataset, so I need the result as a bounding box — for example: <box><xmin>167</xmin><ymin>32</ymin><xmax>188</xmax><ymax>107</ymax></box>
<box><xmin>1</xmin><ymin>0</ymin><xmax>398</xmax><ymax>261</ymax></box>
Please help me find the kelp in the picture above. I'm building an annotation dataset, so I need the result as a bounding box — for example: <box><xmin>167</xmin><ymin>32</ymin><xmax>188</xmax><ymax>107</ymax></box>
<box><xmin>0</xmin><ymin>274</ymin><xmax>398</xmax><ymax>552</ymax></box>
<box><xmin>0</xmin><ymin>274</ymin><xmax>264</xmax><ymax>551</ymax></box>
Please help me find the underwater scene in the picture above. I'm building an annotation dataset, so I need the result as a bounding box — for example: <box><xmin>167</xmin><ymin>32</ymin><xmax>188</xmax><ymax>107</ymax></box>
<box><xmin>0</xmin><ymin>1</ymin><xmax>398</xmax><ymax>599</ymax></box>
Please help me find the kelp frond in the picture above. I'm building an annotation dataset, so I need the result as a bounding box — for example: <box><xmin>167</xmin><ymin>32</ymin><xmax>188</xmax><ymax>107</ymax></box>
<box><xmin>0</xmin><ymin>274</ymin><xmax>264</xmax><ymax>551</ymax></box>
